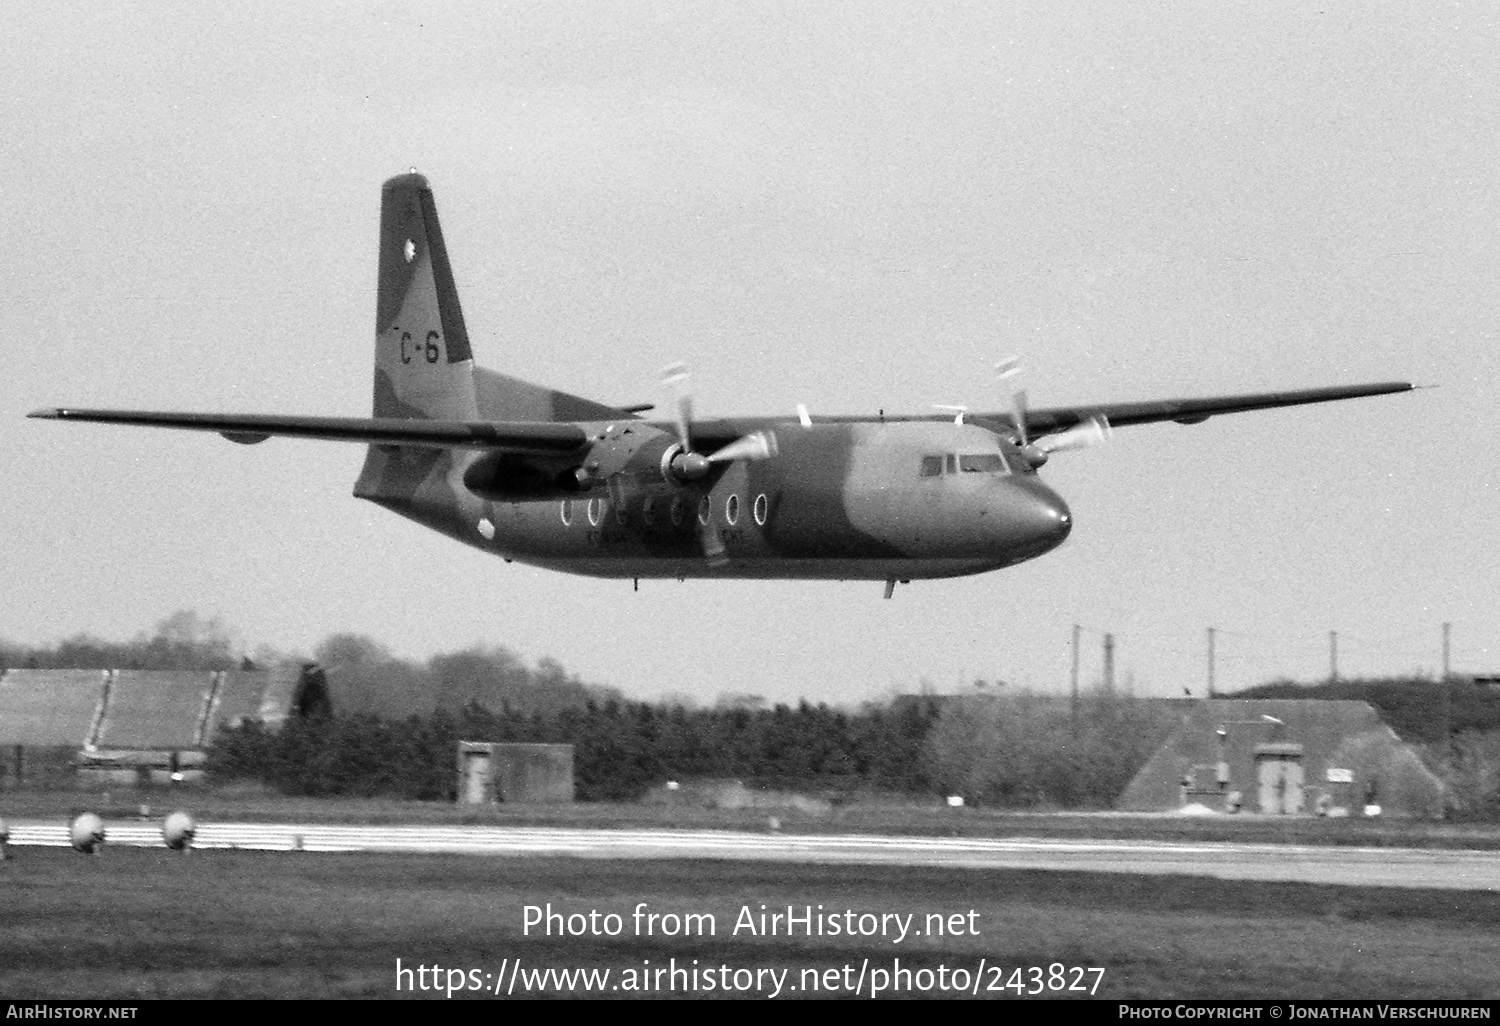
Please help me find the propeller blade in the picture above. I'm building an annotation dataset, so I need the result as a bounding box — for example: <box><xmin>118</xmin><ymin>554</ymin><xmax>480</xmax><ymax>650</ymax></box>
<box><xmin>606</xmin><ymin>473</ymin><xmax>626</xmax><ymax>508</ymax></box>
<box><xmin>660</xmin><ymin>362</ymin><xmax>694</xmax><ymax>452</ymax></box>
<box><xmin>701</xmin><ymin>520</ymin><xmax>728</xmax><ymax>566</ymax></box>
<box><xmin>994</xmin><ymin>358</ymin><xmax>1028</xmax><ymax>445</ymax></box>
<box><xmin>707</xmin><ymin>430</ymin><xmax>779</xmax><ymax>464</ymax></box>
<box><xmin>1037</xmin><ymin>415</ymin><xmax>1112</xmax><ymax>454</ymax></box>
<box><xmin>995</xmin><ymin>357</ymin><xmax>1023</xmax><ymax>384</ymax></box>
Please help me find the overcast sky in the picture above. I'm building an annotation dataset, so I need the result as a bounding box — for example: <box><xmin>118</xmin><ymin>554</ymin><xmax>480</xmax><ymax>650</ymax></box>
<box><xmin>6</xmin><ymin>2</ymin><xmax>1496</xmax><ymax>704</ymax></box>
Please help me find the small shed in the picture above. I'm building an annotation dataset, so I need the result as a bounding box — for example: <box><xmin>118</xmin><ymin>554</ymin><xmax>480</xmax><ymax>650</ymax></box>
<box><xmin>1118</xmin><ymin>699</ymin><xmax>1446</xmax><ymax>819</ymax></box>
<box><xmin>457</xmin><ymin>741</ymin><xmax>574</xmax><ymax>803</ymax></box>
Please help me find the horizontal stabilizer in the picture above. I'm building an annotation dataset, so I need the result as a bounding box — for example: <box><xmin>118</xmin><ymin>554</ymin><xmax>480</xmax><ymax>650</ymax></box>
<box><xmin>27</xmin><ymin>408</ymin><xmax>588</xmax><ymax>454</ymax></box>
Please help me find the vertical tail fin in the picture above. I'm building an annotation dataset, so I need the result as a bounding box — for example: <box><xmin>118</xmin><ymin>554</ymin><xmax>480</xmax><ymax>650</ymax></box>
<box><xmin>372</xmin><ymin>173</ymin><xmax>478</xmax><ymax>421</ymax></box>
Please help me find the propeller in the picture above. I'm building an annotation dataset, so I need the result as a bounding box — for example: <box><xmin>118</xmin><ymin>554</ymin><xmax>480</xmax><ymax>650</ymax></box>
<box><xmin>659</xmin><ymin>363</ymin><xmax>779</xmax><ymax>484</ymax></box>
<box><xmin>659</xmin><ymin>363</ymin><xmax>780</xmax><ymax>566</ymax></box>
<box><xmin>994</xmin><ymin>357</ymin><xmax>1110</xmax><ymax>468</ymax></box>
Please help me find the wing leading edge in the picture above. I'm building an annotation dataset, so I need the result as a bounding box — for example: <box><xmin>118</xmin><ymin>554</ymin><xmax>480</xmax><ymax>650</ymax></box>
<box><xmin>26</xmin><ymin>408</ymin><xmax>588</xmax><ymax>454</ymax></box>
<box><xmin>28</xmin><ymin>380</ymin><xmax>1414</xmax><ymax>452</ymax></box>
<box><xmin>1014</xmin><ymin>380</ymin><xmax>1415</xmax><ymax>436</ymax></box>
<box><xmin>674</xmin><ymin>380</ymin><xmax>1415</xmax><ymax>445</ymax></box>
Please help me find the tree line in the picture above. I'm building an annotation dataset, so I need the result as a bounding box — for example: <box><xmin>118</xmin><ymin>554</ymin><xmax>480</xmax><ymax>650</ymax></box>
<box><xmin>206</xmin><ymin>680</ymin><xmax>1500</xmax><ymax>816</ymax></box>
<box><xmin>9</xmin><ymin>612</ymin><xmax>1499</xmax><ymax>814</ymax></box>
<box><xmin>203</xmin><ymin>689</ymin><xmax>1177</xmax><ymax>807</ymax></box>
<box><xmin>208</xmin><ymin>697</ymin><xmax>942</xmax><ymax>801</ymax></box>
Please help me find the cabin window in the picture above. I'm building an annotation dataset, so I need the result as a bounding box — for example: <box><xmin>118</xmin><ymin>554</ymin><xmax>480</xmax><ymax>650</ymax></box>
<box><xmin>919</xmin><ymin>455</ymin><xmax>943</xmax><ymax>477</ymax></box>
<box><xmin>959</xmin><ymin>453</ymin><xmax>1006</xmax><ymax>474</ymax></box>
<box><xmin>560</xmin><ymin>499</ymin><xmax>573</xmax><ymax>526</ymax></box>
<box><xmin>945</xmin><ymin>454</ymin><xmax>957</xmax><ymax>474</ymax></box>
<box><xmin>697</xmin><ymin>495</ymin><xmax>711</xmax><ymax>525</ymax></box>
<box><xmin>725</xmin><ymin>494</ymin><xmax>740</xmax><ymax>525</ymax></box>
<box><xmin>587</xmin><ymin>497</ymin><xmax>603</xmax><ymax>526</ymax></box>
<box><xmin>753</xmin><ymin>493</ymin><xmax>768</xmax><ymax>526</ymax></box>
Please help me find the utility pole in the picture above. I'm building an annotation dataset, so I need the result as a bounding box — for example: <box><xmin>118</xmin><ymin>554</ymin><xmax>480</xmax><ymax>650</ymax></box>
<box><xmin>1441</xmin><ymin>622</ymin><xmax>1453</xmax><ymax>759</ymax></box>
<box><xmin>1070</xmin><ymin>624</ymin><xmax>1081</xmax><ymax>734</ymax></box>
<box><xmin>1103</xmin><ymin>633</ymin><xmax>1115</xmax><ymax>694</ymax></box>
<box><xmin>1329</xmin><ymin>631</ymin><xmax>1338</xmax><ymax>683</ymax></box>
<box><xmin>1207</xmin><ymin>627</ymin><xmax>1216</xmax><ymax>699</ymax></box>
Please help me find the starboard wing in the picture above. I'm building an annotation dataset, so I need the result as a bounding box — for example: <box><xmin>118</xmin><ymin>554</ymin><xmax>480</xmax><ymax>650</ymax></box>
<box><xmin>671</xmin><ymin>381</ymin><xmax>1415</xmax><ymax>440</ymax></box>
<box><xmin>1013</xmin><ymin>381</ymin><xmax>1414</xmax><ymax>436</ymax></box>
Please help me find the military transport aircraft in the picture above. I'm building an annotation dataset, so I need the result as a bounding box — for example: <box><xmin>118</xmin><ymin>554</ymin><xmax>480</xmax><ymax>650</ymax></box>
<box><xmin>30</xmin><ymin>173</ymin><xmax>1412</xmax><ymax>598</ymax></box>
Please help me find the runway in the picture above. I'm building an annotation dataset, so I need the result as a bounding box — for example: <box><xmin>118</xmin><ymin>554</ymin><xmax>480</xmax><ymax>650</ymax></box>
<box><xmin>6</xmin><ymin>820</ymin><xmax>1498</xmax><ymax>890</ymax></box>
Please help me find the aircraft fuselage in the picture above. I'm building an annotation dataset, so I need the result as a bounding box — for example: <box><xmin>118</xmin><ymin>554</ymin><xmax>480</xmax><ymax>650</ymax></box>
<box><xmin>357</xmin><ymin>419</ymin><xmax>1073</xmax><ymax>581</ymax></box>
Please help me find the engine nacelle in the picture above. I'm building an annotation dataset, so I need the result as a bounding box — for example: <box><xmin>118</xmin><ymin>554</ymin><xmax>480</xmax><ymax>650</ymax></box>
<box><xmin>462</xmin><ymin>451</ymin><xmax>588</xmax><ymax>500</ymax></box>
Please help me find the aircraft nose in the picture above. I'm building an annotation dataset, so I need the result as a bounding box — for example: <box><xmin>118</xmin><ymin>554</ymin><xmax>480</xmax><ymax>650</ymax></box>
<box><xmin>1026</xmin><ymin>489</ymin><xmax>1072</xmax><ymax>546</ymax></box>
<box><xmin>996</xmin><ymin>482</ymin><xmax>1072</xmax><ymax>556</ymax></box>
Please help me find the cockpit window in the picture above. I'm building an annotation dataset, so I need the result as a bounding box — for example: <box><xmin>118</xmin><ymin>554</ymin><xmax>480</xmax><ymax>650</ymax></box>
<box><xmin>922</xmin><ymin>453</ymin><xmax>1010</xmax><ymax>476</ymax></box>
<box><xmin>959</xmin><ymin>453</ymin><xmax>1007</xmax><ymax>474</ymax></box>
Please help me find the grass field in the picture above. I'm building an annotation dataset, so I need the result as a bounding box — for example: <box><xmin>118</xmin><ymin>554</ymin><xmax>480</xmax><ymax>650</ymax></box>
<box><xmin>4</xmin><ymin>787</ymin><xmax>1499</xmax><ymax>999</ymax></box>
<box><xmin>3</xmin><ymin>846</ymin><xmax>1499</xmax><ymax>999</ymax></box>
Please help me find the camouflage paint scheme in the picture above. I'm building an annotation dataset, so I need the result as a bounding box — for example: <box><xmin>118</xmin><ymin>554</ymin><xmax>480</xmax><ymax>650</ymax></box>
<box><xmin>354</xmin><ymin>173</ymin><xmax>1073</xmax><ymax>582</ymax></box>
<box><xmin>30</xmin><ymin>174</ymin><xmax>1414</xmax><ymax>590</ymax></box>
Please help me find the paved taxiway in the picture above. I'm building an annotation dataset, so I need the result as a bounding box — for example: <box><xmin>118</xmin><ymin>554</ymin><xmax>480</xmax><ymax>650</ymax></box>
<box><xmin>6</xmin><ymin>821</ymin><xmax>1497</xmax><ymax>890</ymax></box>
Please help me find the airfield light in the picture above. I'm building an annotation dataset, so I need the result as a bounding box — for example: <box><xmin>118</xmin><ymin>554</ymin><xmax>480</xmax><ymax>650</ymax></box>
<box><xmin>947</xmin><ymin>795</ymin><xmax>965</xmax><ymax>808</ymax></box>
<box><xmin>163</xmin><ymin>811</ymin><xmax>196</xmax><ymax>851</ymax></box>
<box><xmin>70</xmin><ymin>812</ymin><xmax>106</xmax><ymax>854</ymax></box>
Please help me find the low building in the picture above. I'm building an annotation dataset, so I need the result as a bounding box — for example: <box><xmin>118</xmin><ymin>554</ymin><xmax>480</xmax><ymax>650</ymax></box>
<box><xmin>1118</xmin><ymin>699</ymin><xmax>1446</xmax><ymax>818</ymax></box>
<box><xmin>457</xmin><ymin>741</ymin><xmax>574</xmax><ymax>803</ymax></box>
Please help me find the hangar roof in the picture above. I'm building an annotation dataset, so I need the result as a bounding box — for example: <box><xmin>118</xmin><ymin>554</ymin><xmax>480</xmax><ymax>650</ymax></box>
<box><xmin>0</xmin><ymin>664</ymin><xmax>326</xmax><ymax>751</ymax></box>
<box><xmin>0</xmin><ymin>669</ymin><xmax>109</xmax><ymax>746</ymax></box>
